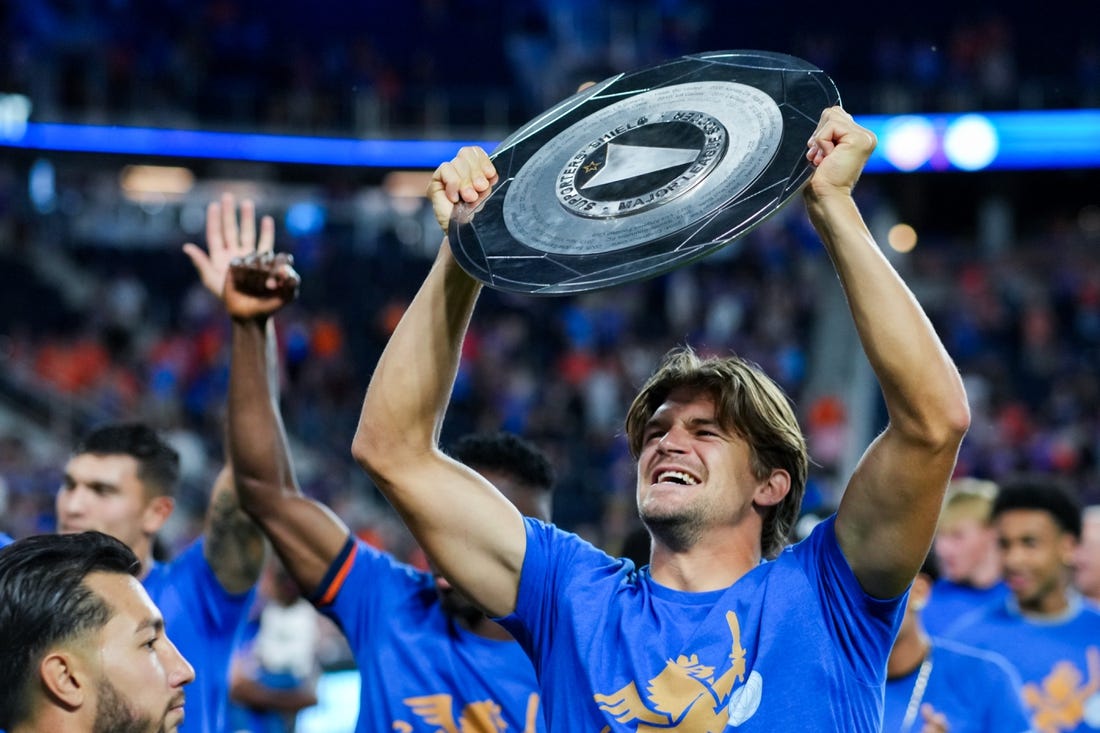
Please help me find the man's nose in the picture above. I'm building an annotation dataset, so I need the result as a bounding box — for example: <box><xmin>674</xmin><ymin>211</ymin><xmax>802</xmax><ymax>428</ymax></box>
<box><xmin>657</xmin><ymin>426</ymin><xmax>688</xmax><ymax>453</ymax></box>
<box><xmin>58</xmin><ymin>486</ymin><xmax>88</xmax><ymax>513</ymax></box>
<box><xmin>166</xmin><ymin>638</ymin><xmax>196</xmax><ymax>686</ymax></box>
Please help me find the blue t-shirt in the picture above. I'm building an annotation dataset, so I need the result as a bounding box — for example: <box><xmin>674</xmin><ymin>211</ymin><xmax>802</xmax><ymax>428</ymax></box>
<box><xmin>922</xmin><ymin>579</ymin><xmax>1010</xmax><ymax>637</ymax></box>
<box><xmin>883</xmin><ymin>637</ymin><xmax>1030</xmax><ymax>733</ymax></box>
<box><xmin>945</xmin><ymin>594</ymin><xmax>1100</xmax><ymax>732</ymax></box>
<box><xmin>0</xmin><ymin>533</ymin><xmax>12</xmax><ymax>548</ymax></box>
<box><xmin>500</xmin><ymin>514</ymin><xmax>906</xmax><ymax>732</ymax></box>
<box><xmin>313</xmin><ymin>537</ymin><xmax>544</xmax><ymax>733</ymax></box>
<box><xmin>144</xmin><ymin>538</ymin><xmax>254</xmax><ymax>733</ymax></box>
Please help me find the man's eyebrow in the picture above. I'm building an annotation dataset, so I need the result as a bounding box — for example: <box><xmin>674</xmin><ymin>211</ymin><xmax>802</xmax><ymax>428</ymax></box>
<box><xmin>685</xmin><ymin>417</ymin><xmax>722</xmax><ymax>427</ymax></box>
<box><xmin>62</xmin><ymin>473</ymin><xmax>117</xmax><ymax>491</ymax></box>
<box><xmin>133</xmin><ymin>617</ymin><xmax>165</xmax><ymax>635</ymax></box>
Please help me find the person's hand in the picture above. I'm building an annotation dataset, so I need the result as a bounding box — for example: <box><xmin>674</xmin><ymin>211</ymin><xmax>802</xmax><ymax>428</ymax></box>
<box><xmin>803</xmin><ymin>106</ymin><xmax>876</xmax><ymax>202</ymax></box>
<box><xmin>183</xmin><ymin>193</ymin><xmax>276</xmax><ymax>300</ymax></box>
<box><xmin>427</xmin><ymin>146</ymin><xmax>498</xmax><ymax>235</ymax></box>
<box><xmin>918</xmin><ymin>703</ymin><xmax>949</xmax><ymax>733</ymax></box>
<box><xmin>224</xmin><ymin>250</ymin><xmax>300</xmax><ymax>321</ymax></box>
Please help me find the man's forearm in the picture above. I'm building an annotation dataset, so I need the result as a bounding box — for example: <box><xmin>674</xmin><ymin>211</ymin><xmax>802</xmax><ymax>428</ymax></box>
<box><xmin>353</xmin><ymin>241</ymin><xmax>482</xmax><ymax>469</ymax></box>
<box><xmin>228</xmin><ymin>317</ymin><xmax>298</xmax><ymax>514</ymax></box>
<box><xmin>807</xmin><ymin>193</ymin><xmax>965</xmax><ymax>437</ymax></box>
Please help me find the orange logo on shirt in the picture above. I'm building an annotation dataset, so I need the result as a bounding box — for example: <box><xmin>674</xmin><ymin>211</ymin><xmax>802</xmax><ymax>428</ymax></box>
<box><xmin>593</xmin><ymin>611</ymin><xmax>759</xmax><ymax>732</ymax></box>
<box><xmin>394</xmin><ymin>692</ymin><xmax>540</xmax><ymax>732</ymax></box>
<box><xmin>1024</xmin><ymin>646</ymin><xmax>1100</xmax><ymax>733</ymax></box>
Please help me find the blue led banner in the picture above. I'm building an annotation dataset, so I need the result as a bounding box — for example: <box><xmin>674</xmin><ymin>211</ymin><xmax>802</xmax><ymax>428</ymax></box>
<box><xmin>2</xmin><ymin>111</ymin><xmax>1098</xmax><ymax>173</ymax></box>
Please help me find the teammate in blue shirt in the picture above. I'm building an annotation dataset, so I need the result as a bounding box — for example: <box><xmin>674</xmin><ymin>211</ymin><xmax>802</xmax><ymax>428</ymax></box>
<box><xmin>884</xmin><ymin>552</ymin><xmax>1030</xmax><ymax>732</ymax></box>
<box><xmin>946</xmin><ymin>478</ymin><xmax>1100</xmax><ymax>733</ymax></box>
<box><xmin>923</xmin><ymin>477</ymin><xmax>1010</xmax><ymax>636</ymax></box>
<box><xmin>210</xmin><ymin>194</ymin><xmax>553</xmax><ymax>732</ymax></box>
<box><xmin>0</xmin><ymin>531</ymin><xmax>195</xmax><ymax>733</ymax></box>
<box><xmin>352</xmin><ymin>107</ymin><xmax>970</xmax><ymax>731</ymax></box>
<box><xmin>0</xmin><ymin>533</ymin><xmax>11</xmax><ymax>548</ymax></box>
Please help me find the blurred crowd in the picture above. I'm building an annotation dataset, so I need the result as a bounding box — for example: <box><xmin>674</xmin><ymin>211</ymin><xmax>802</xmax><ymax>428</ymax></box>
<box><xmin>1</xmin><ymin>167</ymin><xmax>1100</xmax><ymax>564</ymax></box>
<box><xmin>2</xmin><ymin>0</ymin><xmax>1098</xmax><ymax>136</ymax></box>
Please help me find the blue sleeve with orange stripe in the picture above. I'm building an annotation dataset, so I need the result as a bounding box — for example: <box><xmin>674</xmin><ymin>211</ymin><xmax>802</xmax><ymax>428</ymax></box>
<box><xmin>310</xmin><ymin>535</ymin><xmax>360</xmax><ymax>608</ymax></box>
<box><xmin>309</xmin><ymin>536</ymin><xmax>436</xmax><ymax>650</ymax></box>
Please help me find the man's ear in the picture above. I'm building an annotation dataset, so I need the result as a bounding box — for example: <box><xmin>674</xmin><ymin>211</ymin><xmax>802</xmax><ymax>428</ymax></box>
<box><xmin>141</xmin><ymin>495</ymin><xmax>175</xmax><ymax>535</ymax></box>
<box><xmin>754</xmin><ymin>469</ymin><xmax>791</xmax><ymax>508</ymax></box>
<box><xmin>40</xmin><ymin>650</ymin><xmax>89</xmax><ymax>710</ymax></box>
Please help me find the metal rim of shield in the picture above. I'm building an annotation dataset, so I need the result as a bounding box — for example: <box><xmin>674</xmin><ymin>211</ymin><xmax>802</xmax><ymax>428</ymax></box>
<box><xmin>448</xmin><ymin>50</ymin><xmax>841</xmax><ymax>295</ymax></box>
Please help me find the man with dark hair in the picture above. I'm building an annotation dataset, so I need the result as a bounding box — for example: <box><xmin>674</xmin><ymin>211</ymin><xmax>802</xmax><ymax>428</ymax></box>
<box><xmin>206</xmin><ymin>194</ymin><xmax>554</xmax><ymax>731</ymax></box>
<box><xmin>353</xmin><ymin>107</ymin><xmax>970</xmax><ymax>730</ymax></box>
<box><xmin>48</xmin><ymin>197</ymin><xmax>270</xmax><ymax>733</ymax></box>
<box><xmin>883</xmin><ymin>551</ymin><xmax>1029</xmax><ymax>732</ymax></box>
<box><xmin>946</xmin><ymin>478</ymin><xmax>1100</xmax><ymax>732</ymax></box>
<box><xmin>57</xmin><ymin>424</ymin><xmax>263</xmax><ymax>733</ymax></box>
<box><xmin>0</xmin><ymin>531</ymin><xmax>195</xmax><ymax>732</ymax></box>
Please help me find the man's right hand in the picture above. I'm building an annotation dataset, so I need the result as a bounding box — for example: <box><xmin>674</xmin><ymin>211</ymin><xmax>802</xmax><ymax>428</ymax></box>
<box><xmin>427</xmin><ymin>146</ymin><xmax>498</xmax><ymax>235</ymax></box>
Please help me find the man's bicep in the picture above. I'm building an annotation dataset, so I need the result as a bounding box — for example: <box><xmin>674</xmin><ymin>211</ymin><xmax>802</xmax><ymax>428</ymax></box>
<box><xmin>376</xmin><ymin>453</ymin><xmax>527</xmax><ymax>617</ymax></box>
<box><xmin>835</xmin><ymin>428</ymin><xmax>957</xmax><ymax>597</ymax></box>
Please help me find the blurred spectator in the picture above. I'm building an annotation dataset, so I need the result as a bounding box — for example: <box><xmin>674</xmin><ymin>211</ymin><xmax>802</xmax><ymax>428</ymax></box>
<box><xmin>228</xmin><ymin>557</ymin><xmax>322</xmax><ymax>733</ymax></box>
<box><xmin>924</xmin><ymin>478</ymin><xmax>1009</xmax><ymax>636</ymax></box>
<box><xmin>1075</xmin><ymin>505</ymin><xmax>1100</xmax><ymax>606</ymax></box>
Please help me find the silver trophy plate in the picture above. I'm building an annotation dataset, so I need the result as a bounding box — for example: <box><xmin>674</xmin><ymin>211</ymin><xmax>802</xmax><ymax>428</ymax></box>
<box><xmin>449</xmin><ymin>50</ymin><xmax>840</xmax><ymax>295</ymax></box>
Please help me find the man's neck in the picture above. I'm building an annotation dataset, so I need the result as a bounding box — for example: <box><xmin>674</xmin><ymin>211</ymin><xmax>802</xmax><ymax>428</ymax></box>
<box><xmin>649</xmin><ymin>528</ymin><xmax>761</xmax><ymax>592</ymax></box>
<box><xmin>15</xmin><ymin>709</ymin><xmax>82</xmax><ymax>733</ymax></box>
<box><xmin>1016</xmin><ymin>585</ymin><xmax>1076</xmax><ymax>619</ymax></box>
<box><xmin>137</xmin><ymin>546</ymin><xmax>156</xmax><ymax>581</ymax></box>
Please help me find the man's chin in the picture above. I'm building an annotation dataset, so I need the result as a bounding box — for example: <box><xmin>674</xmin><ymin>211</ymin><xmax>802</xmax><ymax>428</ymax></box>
<box><xmin>640</xmin><ymin>513</ymin><xmax>700</xmax><ymax>553</ymax></box>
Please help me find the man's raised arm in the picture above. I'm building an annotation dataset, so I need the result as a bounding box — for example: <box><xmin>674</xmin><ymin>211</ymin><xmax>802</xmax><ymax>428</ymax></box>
<box><xmin>352</xmin><ymin>147</ymin><xmax>528</xmax><ymax>618</ymax></box>
<box><xmin>805</xmin><ymin>108</ymin><xmax>971</xmax><ymax>598</ymax></box>
<box><xmin>186</xmin><ymin>194</ymin><xmax>348</xmax><ymax>595</ymax></box>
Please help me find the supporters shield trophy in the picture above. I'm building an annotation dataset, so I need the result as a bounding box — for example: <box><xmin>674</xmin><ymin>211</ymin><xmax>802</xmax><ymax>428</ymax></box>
<box><xmin>448</xmin><ymin>50</ymin><xmax>840</xmax><ymax>295</ymax></box>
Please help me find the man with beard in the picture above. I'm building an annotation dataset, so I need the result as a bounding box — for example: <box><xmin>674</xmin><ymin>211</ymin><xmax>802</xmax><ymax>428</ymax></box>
<box><xmin>353</xmin><ymin>106</ymin><xmax>970</xmax><ymax>731</ymax></box>
<box><xmin>0</xmin><ymin>531</ymin><xmax>195</xmax><ymax>733</ymax></box>
<box><xmin>945</xmin><ymin>479</ymin><xmax>1100</xmax><ymax>733</ymax></box>
<box><xmin>204</xmin><ymin>195</ymin><xmax>554</xmax><ymax>732</ymax></box>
